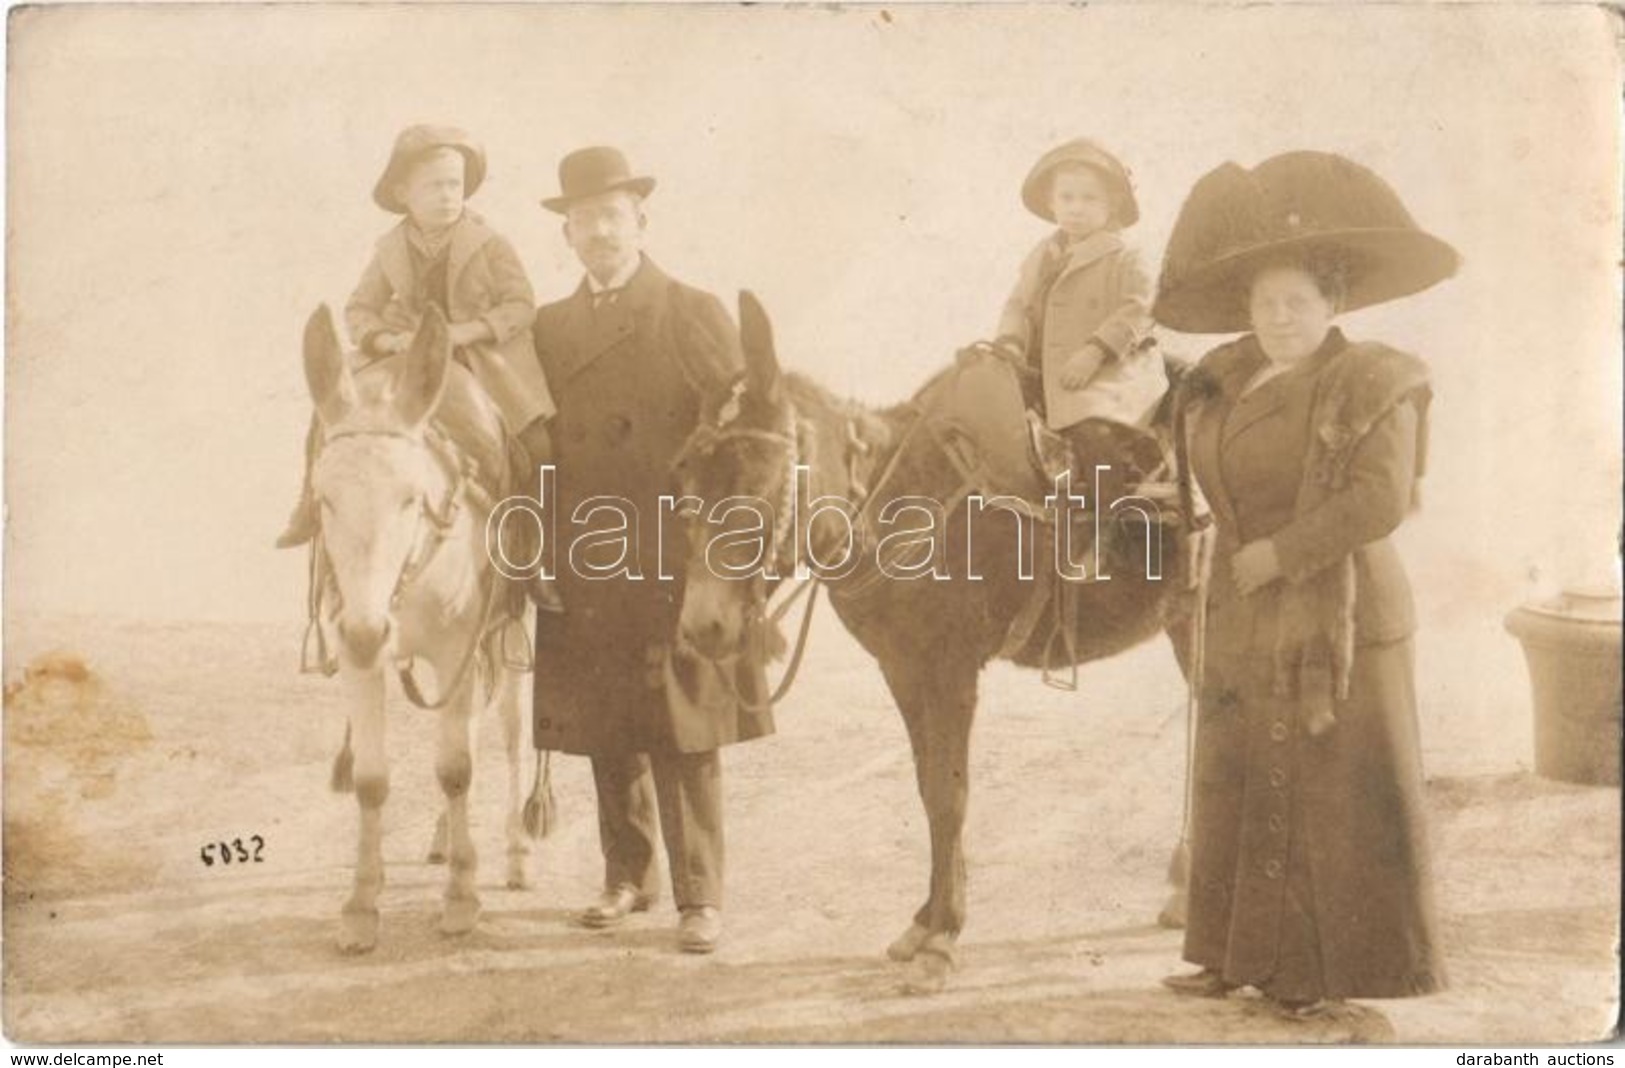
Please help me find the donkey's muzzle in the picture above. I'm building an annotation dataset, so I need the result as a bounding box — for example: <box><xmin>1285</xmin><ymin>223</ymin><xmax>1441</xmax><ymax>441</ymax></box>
<box><xmin>678</xmin><ymin>581</ymin><xmax>745</xmax><ymax>662</ymax></box>
<box><xmin>339</xmin><ymin>617</ymin><xmax>393</xmax><ymax>667</ymax></box>
<box><xmin>683</xmin><ymin>617</ymin><xmax>734</xmax><ymax>661</ymax></box>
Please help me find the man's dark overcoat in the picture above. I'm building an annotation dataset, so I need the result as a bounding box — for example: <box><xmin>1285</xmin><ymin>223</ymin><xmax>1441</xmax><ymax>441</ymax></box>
<box><xmin>530</xmin><ymin>256</ymin><xmax>774</xmax><ymax>756</ymax></box>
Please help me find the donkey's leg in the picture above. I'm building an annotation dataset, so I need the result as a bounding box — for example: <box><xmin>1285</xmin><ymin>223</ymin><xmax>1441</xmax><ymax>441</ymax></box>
<box><xmin>338</xmin><ymin>667</ymin><xmax>388</xmax><ymax>953</ymax></box>
<box><xmin>495</xmin><ymin>666</ymin><xmax>531</xmax><ymax>889</ymax></box>
<box><xmin>436</xmin><ymin>681</ymin><xmax>482</xmax><ymax>936</ymax></box>
<box><xmin>877</xmin><ymin>657</ymin><xmax>933</xmax><ymax>964</ymax></box>
<box><xmin>903</xmin><ymin>660</ymin><xmax>980</xmax><ymax>995</ymax></box>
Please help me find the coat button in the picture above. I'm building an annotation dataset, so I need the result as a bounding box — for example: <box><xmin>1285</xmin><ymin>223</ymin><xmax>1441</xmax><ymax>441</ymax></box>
<box><xmin>1269</xmin><ymin>722</ymin><xmax>1289</xmax><ymax>742</ymax></box>
<box><xmin>1269</xmin><ymin>767</ymin><xmax>1287</xmax><ymax>788</ymax></box>
<box><xmin>1268</xmin><ymin>814</ymin><xmax>1285</xmax><ymax>833</ymax></box>
<box><xmin>1264</xmin><ymin>859</ymin><xmax>1283</xmax><ymax>879</ymax></box>
<box><xmin>538</xmin><ymin>717</ymin><xmax>552</xmax><ymax>729</ymax></box>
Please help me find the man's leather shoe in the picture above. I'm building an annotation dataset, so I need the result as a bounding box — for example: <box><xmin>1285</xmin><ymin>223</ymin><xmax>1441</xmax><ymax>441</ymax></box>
<box><xmin>677</xmin><ymin>906</ymin><xmax>722</xmax><ymax>954</ymax></box>
<box><xmin>578</xmin><ymin>885</ymin><xmax>653</xmax><ymax>929</ymax></box>
<box><xmin>1161</xmin><ymin>968</ymin><xmax>1239</xmax><ymax>998</ymax></box>
<box><xmin>1270</xmin><ymin>996</ymin><xmax>1340</xmax><ymax>1020</ymax></box>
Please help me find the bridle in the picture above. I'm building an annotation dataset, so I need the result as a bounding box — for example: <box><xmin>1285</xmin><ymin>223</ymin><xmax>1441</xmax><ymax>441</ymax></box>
<box><xmin>672</xmin><ymin>380</ymin><xmax>883</xmax><ymax>581</ymax></box>
<box><xmin>670</xmin><ymin>381</ymin><xmax>882</xmax><ymax>712</ymax></box>
<box><xmin>319</xmin><ymin>426</ymin><xmax>472</xmax><ymax>613</ymax></box>
<box><xmin>673</xmin><ymin>394</ymin><xmax>801</xmax><ymax>576</ymax></box>
<box><xmin>307</xmin><ymin>424</ymin><xmax>505</xmax><ymax>710</ymax></box>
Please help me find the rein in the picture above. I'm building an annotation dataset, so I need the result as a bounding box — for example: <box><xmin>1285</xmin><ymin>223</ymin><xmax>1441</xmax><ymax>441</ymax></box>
<box><xmin>674</xmin><ymin>390</ymin><xmax>819</xmax><ymax>708</ymax></box>
<box><xmin>674</xmin><ymin>380</ymin><xmax>870</xmax><ymax>710</ymax></box>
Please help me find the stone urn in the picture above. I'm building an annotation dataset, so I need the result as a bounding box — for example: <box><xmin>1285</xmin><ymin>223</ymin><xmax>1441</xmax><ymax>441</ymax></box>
<box><xmin>1504</xmin><ymin>579</ymin><xmax>1623</xmax><ymax>786</ymax></box>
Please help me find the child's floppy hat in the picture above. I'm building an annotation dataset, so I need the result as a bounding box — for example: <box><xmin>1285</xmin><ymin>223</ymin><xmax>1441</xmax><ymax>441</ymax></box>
<box><xmin>1021</xmin><ymin>138</ymin><xmax>1140</xmax><ymax>227</ymax></box>
<box><xmin>373</xmin><ymin>125</ymin><xmax>487</xmax><ymax>214</ymax></box>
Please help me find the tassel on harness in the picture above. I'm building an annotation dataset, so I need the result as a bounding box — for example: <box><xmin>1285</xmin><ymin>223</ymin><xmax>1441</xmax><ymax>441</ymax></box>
<box><xmin>522</xmin><ymin>749</ymin><xmax>558</xmax><ymax>839</ymax></box>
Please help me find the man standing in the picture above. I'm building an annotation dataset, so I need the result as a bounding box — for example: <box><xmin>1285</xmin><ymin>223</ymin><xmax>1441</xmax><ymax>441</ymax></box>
<box><xmin>530</xmin><ymin>146</ymin><xmax>773</xmax><ymax>953</ymax></box>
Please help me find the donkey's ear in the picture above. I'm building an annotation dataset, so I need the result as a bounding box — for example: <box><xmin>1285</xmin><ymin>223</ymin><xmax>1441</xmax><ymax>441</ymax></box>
<box><xmin>303</xmin><ymin>305</ymin><xmax>356</xmax><ymax>427</ymax></box>
<box><xmin>738</xmin><ymin>290</ymin><xmax>782</xmax><ymax>402</ymax></box>
<box><xmin>396</xmin><ymin>305</ymin><xmax>451</xmax><ymax>427</ymax></box>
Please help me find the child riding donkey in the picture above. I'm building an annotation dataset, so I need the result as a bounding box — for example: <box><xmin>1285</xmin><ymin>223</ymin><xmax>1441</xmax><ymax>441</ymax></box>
<box><xmin>278</xmin><ymin>124</ymin><xmax>560</xmax><ymax>611</ymax></box>
<box><xmin>957</xmin><ymin>138</ymin><xmax>1178</xmax><ymax>585</ymax></box>
<box><xmin>989</xmin><ymin>138</ymin><xmax>1170</xmax><ymax>513</ymax></box>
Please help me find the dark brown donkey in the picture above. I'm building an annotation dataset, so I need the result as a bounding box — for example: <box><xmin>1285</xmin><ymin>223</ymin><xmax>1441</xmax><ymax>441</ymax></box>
<box><xmin>674</xmin><ymin>294</ymin><xmax>1202</xmax><ymax>993</ymax></box>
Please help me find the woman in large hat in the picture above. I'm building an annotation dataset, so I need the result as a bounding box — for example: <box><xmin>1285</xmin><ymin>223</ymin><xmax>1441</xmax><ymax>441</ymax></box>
<box><xmin>1154</xmin><ymin>151</ymin><xmax>1457</xmax><ymax>1016</ymax></box>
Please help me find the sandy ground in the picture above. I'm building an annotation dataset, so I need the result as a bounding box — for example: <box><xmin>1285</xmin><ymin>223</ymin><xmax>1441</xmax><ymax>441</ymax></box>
<box><xmin>1</xmin><ymin>612</ymin><xmax>1618</xmax><ymax>1045</ymax></box>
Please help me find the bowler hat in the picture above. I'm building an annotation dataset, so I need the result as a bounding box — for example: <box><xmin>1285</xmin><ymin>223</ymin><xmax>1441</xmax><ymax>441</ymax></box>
<box><xmin>541</xmin><ymin>146</ymin><xmax>657</xmax><ymax>214</ymax></box>
<box><xmin>1152</xmin><ymin>151</ymin><xmax>1460</xmax><ymax>334</ymax></box>
<box><xmin>372</xmin><ymin>125</ymin><xmax>487</xmax><ymax>214</ymax></box>
<box><xmin>1021</xmin><ymin>138</ymin><xmax>1140</xmax><ymax>227</ymax></box>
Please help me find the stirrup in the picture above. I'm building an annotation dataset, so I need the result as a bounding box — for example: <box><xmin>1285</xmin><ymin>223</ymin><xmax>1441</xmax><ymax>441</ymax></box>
<box><xmin>530</xmin><ymin>576</ymin><xmax>566</xmax><ymax>615</ymax></box>
<box><xmin>497</xmin><ymin>616</ymin><xmax>533</xmax><ymax>672</ymax></box>
<box><xmin>1025</xmin><ymin>410</ymin><xmax>1072</xmax><ymax>485</ymax></box>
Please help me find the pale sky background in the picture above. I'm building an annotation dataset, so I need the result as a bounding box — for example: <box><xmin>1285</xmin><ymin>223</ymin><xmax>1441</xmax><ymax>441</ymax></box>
<box><xmin>5</xmin><ymin>3</ymin><xmax>1621</xmax><ymax>625</ymax></box>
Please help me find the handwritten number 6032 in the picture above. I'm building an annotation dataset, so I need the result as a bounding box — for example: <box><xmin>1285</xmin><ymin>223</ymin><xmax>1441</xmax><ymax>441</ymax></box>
<box><xmin>199</xmin><ymin>835</ymin><xmax>266</xmax><ymax>867</ymax></box>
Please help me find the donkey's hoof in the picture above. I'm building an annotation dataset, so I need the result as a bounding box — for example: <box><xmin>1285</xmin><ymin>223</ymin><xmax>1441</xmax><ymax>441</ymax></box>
<box><xmin>440</xmin><ymin>897</ymin><xmax>481</xmax><ymax>936</ymax></box>
<box><xmin>887</xmin><ymin>922</ymin><xmax>930</xmax><ymax>962</ymax></box>
<box><xmin>505</xmin><ymin>860</ymin><xmax>530</xmax><ymax>891</ymax></box>
<box><xmin>337</xmin><ymin>910</ymin><xmax>379</xmax><ymax>954</ymax></box>
<box><xmin>427</xmin><ymin>814</ymin><xmax>449</xmax><ymax>865</ymax></box>
<box><xmin>899</xmin><ymin>948</ymin><xmax>953</xmax><ymax>995</ymax></box>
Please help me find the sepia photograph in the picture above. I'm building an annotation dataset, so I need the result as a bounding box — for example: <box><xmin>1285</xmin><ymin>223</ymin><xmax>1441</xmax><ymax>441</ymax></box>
<box><xmin>3</xmin><ymin>1</ymin><xmax>1621</xmax><ymax>1048</ymax></box>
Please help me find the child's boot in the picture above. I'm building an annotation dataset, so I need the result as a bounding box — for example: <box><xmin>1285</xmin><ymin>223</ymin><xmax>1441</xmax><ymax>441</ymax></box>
<box><xmin>275</xmin><ymin>492</ymin><xmax>320</xmax><ymax>549</ymax></box>
<box><xmin>275</xmin><ymin>417</ymin><xmax>323</xmax><ymax>549</ymax></box>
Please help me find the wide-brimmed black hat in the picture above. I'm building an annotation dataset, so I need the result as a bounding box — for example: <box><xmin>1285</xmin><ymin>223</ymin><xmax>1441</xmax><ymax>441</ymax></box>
<box><xmin>541</xmin><ymin>146</ymin><xmax>657</xmax><ymax>214</ymax></box>
<box><xmin>372</xmin><ymin>125</ymin><xmax>487</xmax><ymax>214</ymax></box>
<box><xmin>1021</xmin><ymin>138</ymin><xmax>1140</xmax><ymax>227</ymax></box>
<box><xmin>1152</xmin><ymin>151</ymin><xmax>1459</xmax><ymax>334</ymax></box>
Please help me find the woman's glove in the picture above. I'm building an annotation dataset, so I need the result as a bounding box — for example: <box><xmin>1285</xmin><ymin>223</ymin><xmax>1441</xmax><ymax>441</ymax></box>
<box><xmin>1231</xmin><ymin>538</ymin><xmax>1283</xmax><ymax>595</ymax></box>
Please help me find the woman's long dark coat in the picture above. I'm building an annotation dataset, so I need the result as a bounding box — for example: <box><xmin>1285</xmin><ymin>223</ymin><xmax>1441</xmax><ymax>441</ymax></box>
<box><xmin>1183</xmin><ymin>329</ymin><xmax>1445</xmax><ymax>1001</ymax></box>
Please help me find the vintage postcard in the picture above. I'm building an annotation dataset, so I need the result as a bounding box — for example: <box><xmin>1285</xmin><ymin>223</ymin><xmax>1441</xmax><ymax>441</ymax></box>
<box><xmin>3</xmin><ymin>1</ymin><xmax>1620</xmax><ymax>1048</ymax></box>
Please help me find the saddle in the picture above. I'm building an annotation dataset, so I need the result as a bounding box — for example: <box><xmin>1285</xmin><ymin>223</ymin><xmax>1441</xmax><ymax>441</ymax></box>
<box><xmin>915</xmin><ymin>344</ymin><xmax>1189</xmax><ymax>524</ymax></box>
<box><xmin>915</xmin><ymin>343</ymin><xmax>1209</xmax><ymax>689</ymax></box>
<box><xmin>912</xmin><ymin>347</ymin><xmax>1050</xmax><ymax>509</ymax></box>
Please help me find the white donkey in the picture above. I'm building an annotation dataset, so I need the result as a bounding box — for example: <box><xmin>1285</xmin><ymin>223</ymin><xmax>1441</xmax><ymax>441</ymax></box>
<box><xmin>302</xmin><ymin>303</ymin><xmax>534</xmax><ymax>953</ymax></box>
